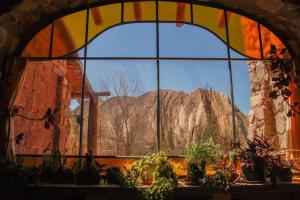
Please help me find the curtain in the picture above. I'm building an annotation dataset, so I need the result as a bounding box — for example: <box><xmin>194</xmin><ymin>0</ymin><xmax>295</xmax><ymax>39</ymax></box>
<box><xmin>289</xmin><ymin>82</ymin><xmax>300</xmax><ymax>160</ymax></box>
<box><xmin>0</xmin><ymin>58</ymin><xmax>28</xmax><ymax>161</ymax></box>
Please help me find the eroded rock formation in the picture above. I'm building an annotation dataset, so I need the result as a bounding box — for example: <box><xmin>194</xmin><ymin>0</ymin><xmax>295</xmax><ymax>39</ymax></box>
<box><xmin>95</xmin><ymin>89</ymin><xmax>248</xmax><ymax>155</ymax></box>
<box><xmin>13</xmin><ymin>59</ymin><xmax>291</xmax><ymax>156</ymax></box>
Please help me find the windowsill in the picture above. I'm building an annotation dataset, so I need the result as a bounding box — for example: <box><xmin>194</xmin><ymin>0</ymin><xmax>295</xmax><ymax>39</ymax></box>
<box><xmin>28</xmin><ymin>181</ymin><xmax>300</xmax><ymax>190</ymax></box>
<box><xmin>25</xmin><ymin>182</ymin><xmax>300</xmax><ymax>200</ymax></box>
<box><xmin>16</xmin><ymin>154</ymin><xmax>186</xmax><ymax>158</ymax></box>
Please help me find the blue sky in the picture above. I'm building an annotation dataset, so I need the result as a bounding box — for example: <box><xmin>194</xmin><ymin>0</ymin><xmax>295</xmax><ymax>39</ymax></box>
<box><xmin>74</xmin><ymin>23</ymin><xmax>251</xmax><ymax>115</ymax></box>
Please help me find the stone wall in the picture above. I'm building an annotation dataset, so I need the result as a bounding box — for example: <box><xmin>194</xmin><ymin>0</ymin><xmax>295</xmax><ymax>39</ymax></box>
<box><xmin>248</xmin><ymin>61</ymin><xmax>290</xmax><ymax>149</ymax></box>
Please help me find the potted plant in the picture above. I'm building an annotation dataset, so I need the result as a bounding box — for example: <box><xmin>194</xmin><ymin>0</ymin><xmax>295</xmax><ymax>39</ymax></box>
<box><xmin>106</xmin><ymin>167</ymin><xmax>125</xmax><ymax>185</ymax></box>
<box><xmin>73</xmin><ymin>151</ymin><xmax>105</xmax><ymax>185</ymax></box>
<box><xmin>0</xmin><ymin>156</ymin><xmax>40</xmax><ymax>200</ymax></box>
<box><xmin>185</xmin><ymin>137</ymin><xmax>223</xmax><ymax>184</ymax></box>
<box><xmin>124</xmin><ymin>151</ymin><xmax>178</xmax><ymax>200</ymax></box>
<box><xmin>237</xmin><ymin>136</ymin><xmax>294</xmax><ymax>183</ymax></box>
<box><xmin>226</xmin><ymin>148</ymin><xmax>242</xmax><ymax>183</ymax></box>
<box><xmin>54</xmin><ymin>167</ymin><xmax>75</xmax><ymax>184</ymax></box>
<box><xmin>187</xmin><ymin>163</ymin><xmax>202</xmax><ymax>183</ymax></box>
<box><xmin>268</xmin><ymin>154</ymin><xmax>293</xmax><ymax>182</ymax></box>
<box><xmin>40</xmin><ymin>146</ymin><xmax>75</xmax><ymax>184</ymax></box>
<box><xmin>276</xmin><ymin>165</ymin><xmax>293</xmax><ymax>182</ymax></box>
<box><xmin>129</xmin><ymin>152</ymin><xmax>168</xmax><ymax>185</ymax></box>
<box><xmin>238</xmin><ymin>136</ymin><xmax>269</xmax><ymax>182</ymax></box>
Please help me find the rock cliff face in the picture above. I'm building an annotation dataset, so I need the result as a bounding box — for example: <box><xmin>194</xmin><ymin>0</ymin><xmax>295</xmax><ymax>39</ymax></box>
<box><xmin>14</xmin><ymin>60</ymin><xmax>73</xmax><ymax>154</ymax></box>
<box><xmin>248</xmin><ymin>61</ymin><xmax>290</xmax><ymax>149</ymax></box>
<box><xmin>94</xmin><ymin>88</ymin><xmax>248</xmax><ymax>155</ymax></box>
<box><xmin>13</xmin><ymin>60</ymin><xmax>83</xmax><ymax>155</ymax></box>
<box><xmin>14</xmin><ymin>60</ymin><xmax>290</xmax><ymax>156</ymax></box>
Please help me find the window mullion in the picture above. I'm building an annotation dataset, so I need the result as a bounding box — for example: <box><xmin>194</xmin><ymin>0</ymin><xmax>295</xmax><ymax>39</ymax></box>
<box><xmin>156</xmin><ymin>0</ymin><xmax>161</xmax><ymax>152</ymax></box>
<box><xmin>224</xmin><ymin>10</ymin><xmax>237</xmax><ymax>144</ymax></box>
<box><xmin>258</xmin><ymin>23</ymin><xmax>264</xmax><ymax>59</ymax></box>
<box><xmin>79</xmin><ymin>8</ymin><xmax>89</xmax><ymax>164</ymax></box>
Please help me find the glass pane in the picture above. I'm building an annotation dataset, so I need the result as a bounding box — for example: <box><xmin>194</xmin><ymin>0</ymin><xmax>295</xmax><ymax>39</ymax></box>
<box><xmin>260</xmin><ymin>25</ymin><xmax>291</xmax><ymax>59</ymax></box>
<box><xmin>88</xmin><ymin>4</ymin><xmax>122</xmax><ymax>41</ymax></box>
<box><xmin>231</xmin><ymin>60</ymin><xmax>251</xmax><ymax>146</ymax></box>
<box><xmin>232</xmin><ymin>60</ymin><xmax>290</xmax><ymax>151</ymax></box>
<box><xmin>159</xmin><ymin>2</ymin><xmax>191</xmax><ymax>23</ymax></box>
<box><xmin>227</xmin><ymin>12</ymin><xmax>261</xmax><ymax>59</ymax></box>
<box><xmin>159</xmin><ymin>61</ymin><xmax>234</xmax><ymax>155</ymax></box>
<box><xmin>67</xmin><ymin>47</ymin><xmax>85</xmax><ymax>58</ymax></box>
<box><xmin>193</xmin><ymin>5</ymin><xmax>227</xmax><ymax>43</ymax></box>
<box><xmin>85</xmin><ymin>60</ymin><xmax>157</xmax><ymax>156</ymax></box>
<box><xmin>66</xmin><ymin>59</ymin><xmax>86</xmax><ymax>155</ymax></box>
<box><xmin>19</xmin><ymin>156</ymin><xmax>186</xmax><ymax>177</ymax></box>
<box><xmin>159</xmin><ymin>23</ymin><xmax>227</xmax><ymax>58</ymax></box>
<box><xmin>87</xmin><ymin>23</ymin><xmax>156</xmax><ymax>57</ymax></box>
<box><xmin>52</xmin><ymin>10</ymin><xmax>87</xmax><ymax>57</ymax></box>
<box><xmin>21</xmin><ymin>24</ymin><xmax>52</xmax><ymax>57</ymax></box>
<box><xmin>124</xmin><ymin>1</ymin><xmax>156</xmax><ymax>22</ymax></box>
<box><xmin>14</xmin><ymin>59</ymin><xmax>83</xmax><ymax>155</ymax></box>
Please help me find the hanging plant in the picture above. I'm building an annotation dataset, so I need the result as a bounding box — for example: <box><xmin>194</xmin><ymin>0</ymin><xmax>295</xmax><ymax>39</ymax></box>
<box><xmin>268</xmin><ymin>45</ymin><xmax>300</xmax><ymax>117</ymax></box>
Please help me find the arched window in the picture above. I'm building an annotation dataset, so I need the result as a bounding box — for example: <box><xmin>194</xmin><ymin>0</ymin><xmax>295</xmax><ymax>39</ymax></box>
<box><xmin>15</xmin><ymin>1</ymin><xmax>294</xmax><ymax>165</ymax></box>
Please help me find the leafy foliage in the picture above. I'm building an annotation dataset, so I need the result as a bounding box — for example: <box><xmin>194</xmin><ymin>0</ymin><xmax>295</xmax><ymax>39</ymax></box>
<box><xmin>42</xmin><ymin>145</ymin><xmax>64</xmax><ymax>169</ymax></box>
<box><xmin>235</xmin><ymin>135</ymin><xmax>292</xmax><ymax>182</ymax></box>
<box><xmin>184</xmin><ymin>138</ymin><xmax>238</xmax><ymax>190</ymax></box>
<box><xmin>269</xmin><ymin>45</ymin><xmax>299</xmax><ymax>117</ymax></box>
<box><xmin>185</xmin><ymin>137</ymin><xmax>223</xmax><ymax>166</ymax></box>
<box><xmin>106</xmin><ymin>167</ymin><xmax>126</xmax><ymax>185</ymax></box>
<box><xmin>237</xmin><ymin>135</ymin><xmax>273</xmax><ymax>169</ymax></box>
<box><xmin>40</xmin><ymin>146</ymin><xmax>75</xmax><ymax>183</ymax></box>
<box><xmin>72</xmin><ymin>152</ymin><xmax>106</xmax><ymax>185</ymax></box>
<box><xmin>196</xmin><ymin>169</ymin><xmax>231</xmax><ymax>190</ymax></box>
<box><xmin>124</xmin><ymin>151</ymin><xmax>178</xmax><ymax>200</ymax></box>
<box><xmin>0</xmin><ymin>157</ymin><xmax>40</xmax><ymax>200</ymax></box>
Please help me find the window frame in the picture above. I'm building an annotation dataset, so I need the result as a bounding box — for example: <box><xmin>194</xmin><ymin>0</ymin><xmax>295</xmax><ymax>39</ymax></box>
<box><xmin>14</xmin><ymin>0</ymin><xmax>293</xmax><ymax>158</ymax></box>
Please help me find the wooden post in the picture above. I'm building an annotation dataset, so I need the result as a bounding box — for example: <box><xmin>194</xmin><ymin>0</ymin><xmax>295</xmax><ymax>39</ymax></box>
<box><xmin>53</xmin><ymin>75</ymin><xmax>64</xmax><ymax>150</ymax></box>
<box><xmin>87</xmin><ymin>95</ymin><xmax>99</xmax><ymax>154</ymax></box>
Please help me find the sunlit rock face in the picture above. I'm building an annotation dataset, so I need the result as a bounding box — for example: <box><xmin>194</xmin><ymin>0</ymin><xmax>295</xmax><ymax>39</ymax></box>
<box><xmin>248</xmin><ymin>61</ymin><xmax>290</xmax><ymax>149</ymax></box>
<box><xmin>12</xmin><ymin>61</ymin><xmax>290</xmax><ymax>156</ymax></box>
<box><xmin>94</xmin><ymin>89</ymin><xmax>248</xmax><ymax>156</ymax></box>
<box><xmin>13</xmin><ymin>60</ymin><xmax>85</xmax><ymax>155</ymax></box>
<box><xmin>13</xmin><ymin>60</ymin><xmax>72</xmax><ymax>154</ymax></box>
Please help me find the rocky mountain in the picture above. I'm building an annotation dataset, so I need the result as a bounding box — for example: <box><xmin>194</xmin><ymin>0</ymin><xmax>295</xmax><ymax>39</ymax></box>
<box><xmin>80</xmin><ymin>88</ymin><xmax>249</xmax><ymax>156</ymax></box>
<box><xmin>13</xmin><ymin>60</ymin><xmax>290</xmax><ymax>156</ymax></box>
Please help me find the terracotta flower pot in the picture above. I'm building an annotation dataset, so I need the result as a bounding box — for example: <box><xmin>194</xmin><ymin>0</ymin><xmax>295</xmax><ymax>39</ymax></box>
<box><xmin>142</xmin><ymin>166</ymin><xmax>155</xmax><ymax>185</ymax></box>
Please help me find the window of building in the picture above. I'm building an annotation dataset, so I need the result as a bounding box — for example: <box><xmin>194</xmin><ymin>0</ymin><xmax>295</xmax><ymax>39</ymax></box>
<box><xmin>15</xmin><ymin>1</ymin><xmax>292</xmax><ymax>163</ymax></box>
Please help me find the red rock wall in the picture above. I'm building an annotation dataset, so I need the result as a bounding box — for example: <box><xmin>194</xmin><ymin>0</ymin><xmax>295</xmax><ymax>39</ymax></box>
<box><xmin>13</xmin><ymin>60</ymin><xmax>74</xmax><ymax>154</ymax></box>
